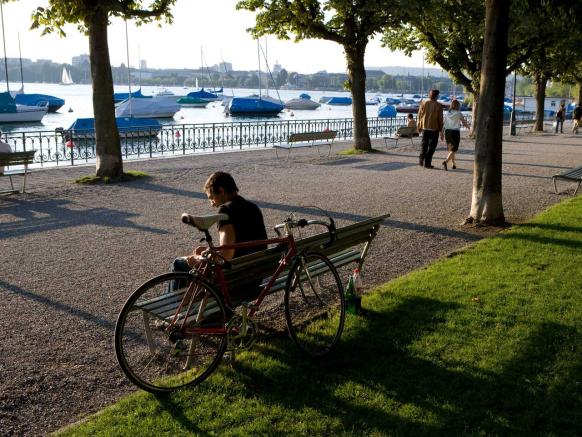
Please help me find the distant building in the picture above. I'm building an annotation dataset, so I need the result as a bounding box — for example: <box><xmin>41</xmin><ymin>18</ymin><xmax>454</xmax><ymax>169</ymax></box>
<box><xmin>72</xmin><ymin>54</ymin><xmax>90</xmax><ymax>68</ymax></box>
<box><xmin>140</xmin><ymin>60</ymin><xmax>147</xmax><ymax>70</ymax></box>
<box><xmin>209</xmin><ymin>62</ymin><xmax>233</xmax><ymax>72</ymax></box>
<box><xmin>273</xmin><ymin>61</ymin><xmax>282</xmax><ymax>73</ymax></box>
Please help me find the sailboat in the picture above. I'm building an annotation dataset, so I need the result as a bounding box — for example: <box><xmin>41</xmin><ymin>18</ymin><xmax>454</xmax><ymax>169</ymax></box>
<box><xmin>226</xmin><ymin>40</ymin><xmax>283</xmax><ymax>116</ymax></box>
<box><xmin>0</xmin><ymin>5</ymin><xmax>47</xmax><ymax>123</ymax></box>
<box><xmin>60</xmin><ymin>66</ymin><xmax>74</xmax><ymax>85</ymax></box>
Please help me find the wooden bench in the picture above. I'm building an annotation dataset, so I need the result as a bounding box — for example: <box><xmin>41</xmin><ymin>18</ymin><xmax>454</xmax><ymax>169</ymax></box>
<box><xmin>513</xmin><ymin>119</ymin><xmax>536</xmax><ymax>134</ymax></box>
<box><xmin>274</xmin><ymin>130</ymin><xmax>337</xmax><ymax>159</ymax></box>
<box><xmin>134</xmin><ymin>214</ymin><xmax>389</xmax><ymax>322</ymax></box>
<box><xmin>553</xmin><ymin>166</ymin><xmax>582</xmax><ymax>195</ymax></box>
<box><xmin>0</xmin><ymin>151</ymin><xmax>36</xmax><ymax>194</ymax></box>
<box><xmin>383</xmin><ymin>126</ymin><xmax>419</xmax><ymax>150</ymax></box>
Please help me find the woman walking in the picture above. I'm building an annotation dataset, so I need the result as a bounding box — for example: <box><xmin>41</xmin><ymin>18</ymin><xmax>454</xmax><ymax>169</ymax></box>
<box><xmin>442</xmin><ymin>100</ymin><xmax>469</xmax><ymax>170</ymax></box>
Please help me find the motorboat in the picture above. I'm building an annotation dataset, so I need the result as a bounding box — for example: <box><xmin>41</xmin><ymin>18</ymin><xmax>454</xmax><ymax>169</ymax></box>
<box><xmin>0</xmin><ymin>91</ymin><xmax>47</xmax><ymax>123</ymax></box>
<box><xmin>59</xmin><ymin>117</ymin><xmax>162</xmax><ymax>140</ymax></box>
<box><xmin>226</xmin><ymin>96</ymin><xmax>284</xmax><ymax>116</ymax></box>
<box><xmin>14</xmin><ymin>93</ymin><xmax>64</xmax><ymax>113</ymax></box>
<box><xmin>152</xmin><ymin>89</ymin><xmax>186</xmax><ymax>102</ymax></box>
<box><xmin>319</xmin><ymin>96</ymin><xmax>332</xmax><ymax>104</ymax></box>
<box><xmin>186</xmin><ymin>89</ymin><xmax>220</xmax><ymax>102</ymax></box>
<box><xmin>285</xmin><ymin>93</ymin><xmax>321</xmax><ymax>110</ymax></box>
<box><xmin>378</xmin><ymin>104</ymin><xmax>397</xmax><ymax>118</ymax></box>
<box><xmin>327</xmin><ymin>96</ymin><xmax>352</xmax><ymax>106</ymax></box>
<box><xmin>177</xmin><ymin>97</ymin><xmax>210</xmax><ymax>108</ymax></box>
<box><xmin>365</xmin><ymin>97</ymin><xmax>380</xmax><ymax>105</ymax></box>
<box><xmin>115</xmin><ymin>96</ymin><xmax>180</xmax><ymax>119</ymax></box>
<box><xmin>396</xmin><ymin>100</ymin><xmax>420</xmax><ymax>114</ymax></box>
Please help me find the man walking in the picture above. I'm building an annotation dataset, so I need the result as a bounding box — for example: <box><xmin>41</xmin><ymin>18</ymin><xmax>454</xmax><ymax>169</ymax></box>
<box><xmin>573</xmin><ymin>102</ymin><xmax>582</xmax><ymax>135</ymax></box>
<box><xmin>417</xmin><ymin>89</ymin><xmax>444</xmax><ymax>168</ymax></box>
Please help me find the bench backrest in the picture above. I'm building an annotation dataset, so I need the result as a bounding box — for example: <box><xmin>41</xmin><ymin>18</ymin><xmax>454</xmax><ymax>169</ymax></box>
<box><xmin>221</xmin><ymin>214</ymin><xmax>389</xmax><ymax>291</ymax></box>
<box><xmin>0</xmin><ymin>151</ymin><xmax>36</xmax><ymax>167</ymax></box>
<box><xmin>396</xmin><ymin>126</ymin><xmax>417</xmax><ymax>137</ymax></box>
<box><xmin>288</xmin><ymin>131</ymin><xmax>337</xmax><ymax>143</ymax></box>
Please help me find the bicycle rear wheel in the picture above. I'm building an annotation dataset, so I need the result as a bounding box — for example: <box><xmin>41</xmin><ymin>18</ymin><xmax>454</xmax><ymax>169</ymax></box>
<box><xmin>114</xmin><ymin>272</ymin><xmax>227</xmax><ymax>394</ymax></box>
<box><xmin>284</xmin><ymin>252</ymin><xmax>345</xmax><ymax>356</ymax></box>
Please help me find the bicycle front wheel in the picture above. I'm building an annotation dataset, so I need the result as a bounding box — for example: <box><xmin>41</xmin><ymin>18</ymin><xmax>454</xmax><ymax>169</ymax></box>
<box><xmin>114</xmin><ymin>272</ymin><xmax>227</xmax><ymax>394</ymax></box>
<box><xmin>284</xmin><ymin>252</ymin><xmax>345</xmax><ymax>356</ymax></box>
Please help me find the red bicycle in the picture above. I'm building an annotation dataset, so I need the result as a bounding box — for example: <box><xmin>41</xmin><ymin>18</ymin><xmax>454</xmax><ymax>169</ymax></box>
<box><xmin>114</xmin><ymin>213</ymin><xmax>345</xmax><ymax>394</ymax></box>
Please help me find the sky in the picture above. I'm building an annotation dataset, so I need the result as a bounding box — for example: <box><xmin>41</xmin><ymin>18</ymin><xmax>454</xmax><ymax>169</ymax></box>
<box><xmin>2</xmin><ymin>0</ymin><xmax>426</xmax><ymax>74</ymax></box>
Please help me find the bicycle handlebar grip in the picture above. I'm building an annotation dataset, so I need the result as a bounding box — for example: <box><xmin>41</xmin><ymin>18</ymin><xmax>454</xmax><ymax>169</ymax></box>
<box><xmin>323</xmin><ymin>218</ymin><xmax>337</xmax><ymax>248</ymax></box>
<box><xmin>297</xmin><ymin>219</ymin><xmax>308</xmax><ymax>228</ymax></box>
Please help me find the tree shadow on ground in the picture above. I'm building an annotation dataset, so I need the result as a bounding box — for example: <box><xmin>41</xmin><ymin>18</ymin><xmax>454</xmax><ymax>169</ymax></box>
<box><xmin>125</xmin><ymin>181</ymin><xmax>481</xmax><ymax>243</ymax></box>
<box><xmin>496</xmin><ymin>232</ymin><xmax>582</xmax><ymax>250</ymax></box>
<box><xmin>0</xmin><ymin>195</ymin><xmax>167</xmax><ymax>240</ymax></box>
<box><xmin>0</xmin><ymin>278</ymin><xmax>115</xmax><ymax>331</ymax></box>
<box><xmin>229</xmin><ymin>297</ymin><xmax>580</xmax><ymax>435</ymax></box>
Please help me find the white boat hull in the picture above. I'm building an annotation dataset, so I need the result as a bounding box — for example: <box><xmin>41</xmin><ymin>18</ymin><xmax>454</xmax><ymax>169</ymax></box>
<box><xmin>0</xmin><ymin>106</ymin><xmax>47</xmax><ymax>123</ymax></box>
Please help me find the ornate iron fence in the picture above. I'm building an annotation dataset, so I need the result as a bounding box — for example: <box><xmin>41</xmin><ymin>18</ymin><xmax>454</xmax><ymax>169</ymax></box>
<box><xmin>2</xmin><ymin>115</ymin><xmax>473</xmax><ymax>168</ymax></box>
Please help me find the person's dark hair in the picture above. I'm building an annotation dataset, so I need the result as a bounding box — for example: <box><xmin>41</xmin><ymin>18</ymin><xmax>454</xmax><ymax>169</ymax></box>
<box><xmin>407</xmin><ymin>113</ymin><xmax>414</xmax><ymax>119</ymax></box>
<box><xmin>204</xmin><ymin>171</ymin><xmax>239</xmax><ymax>194</ymax></box>
<box><xmin>430</xmin><ymin>89</ymin><xmax>440</xmax><ymax>99</ymax></box>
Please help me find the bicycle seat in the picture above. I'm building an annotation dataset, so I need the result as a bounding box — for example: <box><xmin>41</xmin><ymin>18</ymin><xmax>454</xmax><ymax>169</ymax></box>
<box><xmin>182</xmin><ymin>213</ymin><xmax>229</xmax><ymax>231</ymax></box>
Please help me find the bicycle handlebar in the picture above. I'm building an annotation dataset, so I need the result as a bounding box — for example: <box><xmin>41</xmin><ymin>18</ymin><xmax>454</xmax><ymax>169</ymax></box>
<box><xmin>273</xmin><ymin>218</ymin><xmax>336</xmax><ymax>248</ymax></box>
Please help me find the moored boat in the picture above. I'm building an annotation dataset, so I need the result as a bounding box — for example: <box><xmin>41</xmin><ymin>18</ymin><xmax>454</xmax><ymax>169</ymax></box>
<box><xmin>0</xmin><ymin>91</ymin><xmax>47</xmax><ymax>123</ymax></box>
<box><xmin>113</xmin><ymin>88</ymin><xmax>147</xmax><ymax>104</ymax></box>
<box><xmin>58</xmin><ymin>117</ymin><xmax>162</xmax><ymax>140</ymax></box>
<box><xmin>115</xmin><ymin>96</ymin><xmax>180</xmax><ymax>119</ymax></box>
<box><xmin>187</xmin><ymin>89</ymin><xmax>220</xmax><ymax>102</ymax></box>
<box><xmin>327</xmin><ymin>96</ymin><xmax>352</xmax><ymax>106</ymax></box>
<box><xmin>378</xmin><ymin>104</ymin><xmax>397</xmax><ymax>118</ymax></box>
<box><xmin>285</xmin><ymin>94</ymin><xmax>321</xmax><ymax>110</ymax></box>
<box><xmin>177</xmin><ymin>97</ymin><xmax>210</xmax><ymax>108</ymax></box>
<box><xmin>226</xmin><ymin>96</ymin><xmax>284</xmax><ymax>116</ymax></box>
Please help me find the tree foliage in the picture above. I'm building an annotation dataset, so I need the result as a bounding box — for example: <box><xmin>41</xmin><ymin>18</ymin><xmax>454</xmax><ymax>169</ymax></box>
<box><xmin>31</xmin><ymin>0</ymin><xmax>175</xmax><ymax>36</ymax></box>
<box><xmin>236</xmin><ymin>0</ymin><xmax>405</xmax><ymax>150</ymax></box>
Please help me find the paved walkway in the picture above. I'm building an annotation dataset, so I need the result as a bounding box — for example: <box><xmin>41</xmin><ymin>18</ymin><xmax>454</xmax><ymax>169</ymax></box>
<box><xmin>1</xmin><ymin>132</ymin><xmax>581</xmax><ymax>435</ymax></box>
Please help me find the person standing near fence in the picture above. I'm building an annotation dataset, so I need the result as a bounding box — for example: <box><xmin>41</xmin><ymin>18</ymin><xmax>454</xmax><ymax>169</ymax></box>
<box><xmin>573</xmin><ymin>102</ymin><xmax>582</xmax><ymax>134</ymax></box>
<box><xmin>442</xmin><ymin>100</ymin><xmax>469</xmax><ymax>171</ymax></box>
<box><xmin>417</xmin><ymin>89</ymin><xmax>444</xmax><ymax>169</ymax></box>
<box><xmin>555</xmin><ymin>103</ymin><xmax>565</xmax><ymax>134</ymax></box>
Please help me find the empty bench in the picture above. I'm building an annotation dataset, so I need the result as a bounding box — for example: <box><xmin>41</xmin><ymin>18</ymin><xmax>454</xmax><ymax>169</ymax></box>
<box><xmin>134</xmin><ymin>214</ymin><xmax>389</xmax><ymax>323</ymax></box>
<box><xmin>553</xmin><ymin>166</ymin><xmax>582</xmax><ymax>195</ymax></box>
<box><xmin>0</xmin><ymin>151</ymin><xmax>36</xmax><ymax>194</ymax></box>
<box><xmin>513</xmin><ymin>119</ymin><xmax>536</xmax><ymax>134</ymax></box>
<box><xmin>383</xmin><ymin>126</ymin><xmax>419</xmax><ymax>150</ymax></box>
<box><xmin>274</xmin><ymin>130</ymin><xmax>337</xmax><ymax>159</ymax></box>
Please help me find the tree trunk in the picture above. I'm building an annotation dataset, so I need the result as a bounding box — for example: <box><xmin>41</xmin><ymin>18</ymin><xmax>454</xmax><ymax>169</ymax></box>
<box><xmin>578</xmin><ymin>82</ymin><xmax>582</xmax><ymax>106</ymax></box>
<box><xmin>345</xmin><ymin>45</ymin><xmax>371</xmax><ymax>150</ymax></box>
<box><xmin>534</xmin><ymin>73</ymin><xmax>547</xmax><ymax>132</ymax></box>
<box><xmin>88</xmin><ymin>7</ymin><xmax>122</xmax><ymax>178</ymax></box>
<box><xmin>470</xmin><ymin>91</ymin><xmax>480</xmax><ymax>137</ymax></box>
<box><xmin>467</xmin><ymin>0</ymin><xmax>509</xmax><ymax>226</ymax></box>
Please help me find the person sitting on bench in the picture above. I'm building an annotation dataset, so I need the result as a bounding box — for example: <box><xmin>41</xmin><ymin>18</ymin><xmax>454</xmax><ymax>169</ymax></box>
<box><xmin>172</xmin><ymin>171</ymin><xmax>268</xmax><ymax>299</ymax></box>
<box><xmin>0</xmin><ymin>131</ymin><xmax>12</xmax><ymax>175</ymax></box>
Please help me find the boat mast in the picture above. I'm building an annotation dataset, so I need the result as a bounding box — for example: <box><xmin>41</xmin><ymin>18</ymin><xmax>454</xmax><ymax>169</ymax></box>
<box><xmin>17</xmin><ymin>33</ymin><xmax>23</xmax><ymax>90</ymax></box>
<box><xmin>264</xmin><ymin>37</ymin><xmax>269</xmax><ymax>97</ymax></box>
<box><xmin>257</xmin><ymin>39</ymin><xmax>261</xmax><ymax>99</ymax></box>
<box><xmin>124</xmin><ymin>20</ymin><xmax>133</xmax><ymax>117</ymax></box>
<box><xmin>0</xmin><ymin>1</ymin><xmax>9</xmax><ymax>92</ymax></box>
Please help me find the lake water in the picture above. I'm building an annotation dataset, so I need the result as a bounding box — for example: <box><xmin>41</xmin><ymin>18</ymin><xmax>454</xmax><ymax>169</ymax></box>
<box><xmin>1</xmin><ymin>83</ymin><xmax>407</xmax><ymax>134</ymax></box>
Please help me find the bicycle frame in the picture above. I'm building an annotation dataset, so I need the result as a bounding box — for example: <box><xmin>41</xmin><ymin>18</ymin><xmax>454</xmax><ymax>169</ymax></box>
<box><xmin>174</xmin><ymin>233</ymin><xmax>300</xmax><ymax>335</ymax></box>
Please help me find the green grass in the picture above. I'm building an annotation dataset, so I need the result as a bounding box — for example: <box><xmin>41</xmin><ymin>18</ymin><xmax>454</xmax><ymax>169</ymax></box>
<box><xmin>59</xmin><ymin>197</ymin><xmax>582</xmax><ymax>436</ymax></box>
<box><xmin>338</xmin><ymin>147</ymin><xmax>383</xmax><ymax>155</ymax></box>
<box><xmin>75</xmin><ymin>170</ymin><xmax>151</xmax><ymax>185</ymax></box>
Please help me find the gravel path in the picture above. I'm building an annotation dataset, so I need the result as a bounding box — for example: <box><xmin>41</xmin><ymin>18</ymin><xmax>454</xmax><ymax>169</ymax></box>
<box><xmin>1</xmin><ymin>132</ymin><xmax>581</xmax><ymax>435</ymax></box>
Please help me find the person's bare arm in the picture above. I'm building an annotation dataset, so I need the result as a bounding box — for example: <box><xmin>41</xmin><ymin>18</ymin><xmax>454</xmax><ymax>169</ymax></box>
<box><xmin>218</xmin><ymin>224</ymin><xmax>236</xmax><ymax>260</ymax></box>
